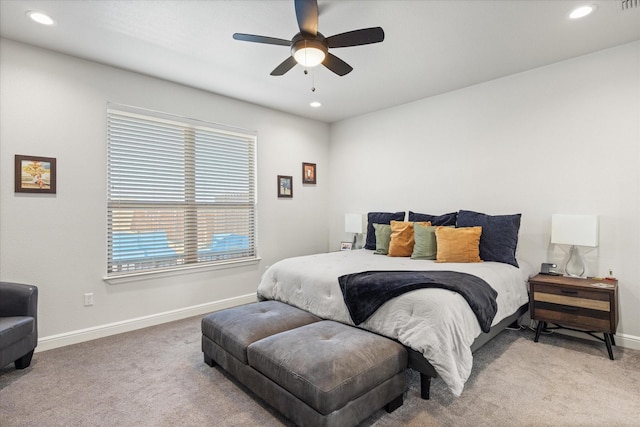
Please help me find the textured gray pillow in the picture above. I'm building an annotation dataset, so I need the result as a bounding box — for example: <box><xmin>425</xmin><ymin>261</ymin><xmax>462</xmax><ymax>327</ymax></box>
<box><xmin>373</xmin><ymin>223</ymin><xmax>392</xmax><ymax>255</ymax></box>
<box><xmin>411</xmin><ymin>223</ymin><xmax>437</xmax><ymax>260</ymax></box>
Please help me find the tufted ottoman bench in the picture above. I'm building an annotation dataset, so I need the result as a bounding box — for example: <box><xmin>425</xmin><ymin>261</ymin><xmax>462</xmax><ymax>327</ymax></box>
<box><xmin>202</xmin><ymin>301</ymin><xmax>407</xmax><ymax>427</ymax></box>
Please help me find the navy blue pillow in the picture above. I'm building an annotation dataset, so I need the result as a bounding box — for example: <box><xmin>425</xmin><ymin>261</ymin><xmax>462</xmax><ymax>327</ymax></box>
<box><xmin>456</xmin><ymin>210</ymin><xmax>521</xmax><ymax>267</ymax></box>
<box><xmin>408</xmin><ymin>211</ymin><xmax>458</xmax><ymax>226</ymax></box>
<box><xmin>364</xmin><ymin>211</ymin><xmax>405</xmax><ymax>250</ymax></box>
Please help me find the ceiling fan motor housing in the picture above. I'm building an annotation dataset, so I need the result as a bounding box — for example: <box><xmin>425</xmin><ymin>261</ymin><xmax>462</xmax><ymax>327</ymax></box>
<box><xmin>291</xmin><ymin>33</ymin><xmax>328</xmax><ymax>67</ymax></box>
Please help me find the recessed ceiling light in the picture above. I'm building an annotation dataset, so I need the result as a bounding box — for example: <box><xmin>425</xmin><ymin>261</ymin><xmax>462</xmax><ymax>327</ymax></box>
<box><xmin>310</xmin><ymin>101</ymin><xmax>322</xmax><ymax>108</ymax></box>
<box><xmin>569</xmin><ymin>5</ymin><xmax>596</xmax><ymax>19</ymax></box>
<box><xmin>26</xmin><ymin>11</ymin><xmax>55</xmax><ymax>26</ymax></box>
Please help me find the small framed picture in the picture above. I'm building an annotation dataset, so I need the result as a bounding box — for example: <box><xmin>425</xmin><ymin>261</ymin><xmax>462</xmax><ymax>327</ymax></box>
<box><xmin>15</xmin><ymin>154</ymin><xmax>57</xmax><ymax>194</ymax></box>
<box><xmin>277</xmin><ymin>175</ymin><xmax>293</xmax><ymax>198</ymax></box>
<box><xmin>340</xmin><ymin>241</ymin><xmax>353</xmax><ymax>251</ymax></box>
<box><xmin>302</xmin><ymin>162</ymin><xmax>316</xmax><ymax>184</ymax></box>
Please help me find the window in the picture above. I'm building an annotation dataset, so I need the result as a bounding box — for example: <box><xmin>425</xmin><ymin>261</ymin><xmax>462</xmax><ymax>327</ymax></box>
<box><xmin>106</xmin><ymin>105</ymin><xmax>257</xmax><ymax>276</ymax></box>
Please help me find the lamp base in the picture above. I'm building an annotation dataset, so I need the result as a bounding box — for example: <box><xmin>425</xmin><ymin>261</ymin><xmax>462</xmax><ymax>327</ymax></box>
<box><xmin>564</xmin><ymin>245</ymin><xmax>586</xmax><ymax>277</ymax></box>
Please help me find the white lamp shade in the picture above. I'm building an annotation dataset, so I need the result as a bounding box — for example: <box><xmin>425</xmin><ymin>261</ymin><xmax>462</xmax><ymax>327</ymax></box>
<box><xmin>551</xmin><ymin>214</ymin><xmax>599</xmax><ymax>247</ymax></box>
<box><xmin>293</xmin><ymin>47</ymin><xmax>325</xmax><ymax>67</ymax></box>
<box><xmin>345</xmin><ymin>213</ymin><xmax>364</xmax><ymax>233</ymax></box>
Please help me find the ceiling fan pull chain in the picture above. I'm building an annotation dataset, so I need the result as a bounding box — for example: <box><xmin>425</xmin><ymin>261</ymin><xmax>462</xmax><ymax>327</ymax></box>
<box><xmin>303</xmin><ymin>40</ymin><xmax>309</xmax><ymax>75</ymax></box>
<box><xmin>304</xmin><ymin>39</ymin><xmax>308</xmax><ymax>65</ymax></box>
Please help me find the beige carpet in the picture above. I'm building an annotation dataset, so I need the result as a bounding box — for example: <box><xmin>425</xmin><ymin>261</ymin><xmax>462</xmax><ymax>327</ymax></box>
<box><xmin>1</xmin><ymin>315</ymin><xmax>639</xmax><ymax>426</ymax></box>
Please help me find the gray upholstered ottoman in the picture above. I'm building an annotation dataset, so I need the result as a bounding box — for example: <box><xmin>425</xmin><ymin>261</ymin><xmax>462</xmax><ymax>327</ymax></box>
<box><xmin>202</xmin><ymin>302</ymin><xmax>407</xmax><ymax>427</ymax></box>
<box><xmin>248</xmin><ymin>320</ymin><xmax>407</xmax><ymax>427</ymax></box>
<box><xmin>201</xmin><ymin>300</ymin><xmax>321</xmax><ymax>366</ymax></box>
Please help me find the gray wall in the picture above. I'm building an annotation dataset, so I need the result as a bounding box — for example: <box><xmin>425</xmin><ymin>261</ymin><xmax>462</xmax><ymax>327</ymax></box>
<box><xmin>328</xmin><ymin>41</ymin><xmax>640</xmax><ymax>349</ymax></box>
<box><xmin>0</xmin><ymin>38</ymin><xmax>330</xmax><ymax>349</ymax></box>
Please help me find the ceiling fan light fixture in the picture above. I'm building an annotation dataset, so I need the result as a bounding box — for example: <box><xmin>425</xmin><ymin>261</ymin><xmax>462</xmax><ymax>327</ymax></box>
<box><xmin>292</xmin><ymin>39</ymin><xmax>327</xmax><ymax>67</ymax></box>
<box><xmin>294</xmin><ymin>47</ymin><xmax>325</xmax><ymax>67</ymax></box>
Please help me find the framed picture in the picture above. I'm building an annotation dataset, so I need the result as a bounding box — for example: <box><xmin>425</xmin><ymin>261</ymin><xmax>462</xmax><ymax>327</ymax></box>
<box><xmin>302</xmin><ymin>162</ymin><xmax>316</xmax><ymax>184</ymax></box>
<box><xmin>15</xmin><ymin>155</ymin><xmax>57</xmax><ymax>194</ymax></box>
<box><xmin>277</xmin><ymin>175</ymin><xmax>293</xmax><ymax>198</ymax></box>
<box><xmin>340</xmin><ymin>241</ymin><xmax>353</xmax><ymax>251</ymax></box>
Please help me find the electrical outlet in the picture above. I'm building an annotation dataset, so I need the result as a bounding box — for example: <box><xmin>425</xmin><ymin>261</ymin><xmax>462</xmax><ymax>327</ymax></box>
<box><xmin>84</xmin><ymin>292</ymin><xmax>94</xmax><ymax>306</ymax></box>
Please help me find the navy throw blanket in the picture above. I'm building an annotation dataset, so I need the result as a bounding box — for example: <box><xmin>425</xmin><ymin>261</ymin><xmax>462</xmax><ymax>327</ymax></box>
<box><xmin>338</xmin><ymin>270</ymin><xmax>498</xmax><ymax>332</ymax></box>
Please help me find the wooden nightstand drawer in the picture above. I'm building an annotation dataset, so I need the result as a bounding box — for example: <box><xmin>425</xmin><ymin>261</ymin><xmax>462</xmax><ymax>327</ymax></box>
<box><xmin>532</xmin><ymin>284</ymin><xmax>611</xmax><ymax>311</ymax></box>
<box><xmin>533</xmin><ymin>302</ymin><xmax>611</xmax><ymax>331</ymax></box>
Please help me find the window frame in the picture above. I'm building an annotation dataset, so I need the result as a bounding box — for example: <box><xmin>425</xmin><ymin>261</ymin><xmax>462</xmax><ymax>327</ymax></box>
<box><xmin>105</xmin><ymin>104</ymin><xmax>258</xmax><ymax>279</ymax></box>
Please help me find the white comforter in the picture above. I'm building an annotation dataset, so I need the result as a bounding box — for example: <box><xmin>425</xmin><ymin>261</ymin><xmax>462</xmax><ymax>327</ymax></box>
<box><xmin>257</xmin><ymin>249</ymin><xmax>536</xmax><ymax>396</ymax></box>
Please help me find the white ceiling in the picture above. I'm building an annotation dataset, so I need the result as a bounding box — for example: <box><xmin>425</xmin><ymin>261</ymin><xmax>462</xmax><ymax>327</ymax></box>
<box><xmin>1</xmin><ymin>1</ymin><xmax>639</xmax><ymax>123</ymax></box>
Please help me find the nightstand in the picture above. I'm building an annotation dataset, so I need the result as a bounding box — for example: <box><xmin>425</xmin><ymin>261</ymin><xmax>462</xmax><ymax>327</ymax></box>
<box><xmin>529</xmin><ymin>274</ymin><xmax>619</xmax><ymax>360</ymax></box>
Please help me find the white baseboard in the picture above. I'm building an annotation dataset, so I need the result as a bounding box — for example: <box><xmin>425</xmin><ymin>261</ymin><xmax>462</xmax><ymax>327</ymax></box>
<box><xmin>35</xmin><ymin>295</ymin><xmax>640</xmax><ymax>354</ymax></box>
<box><xmin>36</xmin><ymin>293</ymin><xmax>257</xmax><ymax>352</ymax></box>
<box><xmin>558</xmin><ymin>330</ymin><xmax>640</xmax><ymax>351</ymax></box>
<box><xmin>616</xmin><ymin>333</ymin><xmax>640</xmax><ymax>351</ymax></box>
<box><xmin>532</xmin><ymin>323</ymin><xmax>640</xmax><ymax>352</ymax></box>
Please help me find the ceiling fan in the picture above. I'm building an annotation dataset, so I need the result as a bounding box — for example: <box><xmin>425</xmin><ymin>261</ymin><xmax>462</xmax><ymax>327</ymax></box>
<box><xmin>232</xmin><ymin>0</ymin><xmax>385</xmax><ymax>76</ymax></box>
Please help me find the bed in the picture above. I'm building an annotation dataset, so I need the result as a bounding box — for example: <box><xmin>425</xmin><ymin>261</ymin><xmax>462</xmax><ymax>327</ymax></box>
<box><xmin>257</xmin><ymin>250</ymin><xmax>535</xmax><ymax>397</ymax></box>
<box><xmin>257</xmin><ymin>210</ymin><xmax>536</xmax><ymax>397</ymax></box>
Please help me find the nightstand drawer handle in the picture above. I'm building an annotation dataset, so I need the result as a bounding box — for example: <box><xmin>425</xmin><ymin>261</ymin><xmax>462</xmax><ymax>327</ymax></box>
<box><xmin>560</xmin><ymin>290</ymin><xmax>578</xmax><ymax>295</ymax></box>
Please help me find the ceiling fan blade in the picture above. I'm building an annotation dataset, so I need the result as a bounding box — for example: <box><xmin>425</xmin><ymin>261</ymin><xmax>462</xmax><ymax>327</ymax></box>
<box><xmin>322</xmin><ymin>53</ymin><xmax>353</xmax><ymax>76</ymax></box>
<box><xmin>233</xmin><ymin>33</ymin><xmax>291</xmax><ymax>46</ymax></box>
<box><xmin>270</xmin><ymin>56</ymin><xmax>298</xmax><ymax>76</ymax></box>
<box><xmin>326</xmin><ymin>27</ymin><xmax>385</xmax><ymax>48</ymax></box>
<box><xmin>294</xmin><ymin>0</ymin><xmax>318</xmax><ymax>35</ymax></box>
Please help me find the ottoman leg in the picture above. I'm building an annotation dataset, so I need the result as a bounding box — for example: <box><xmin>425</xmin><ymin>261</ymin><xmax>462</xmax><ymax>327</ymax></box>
<box><xmin>204</xmin><ymin>354</ymin><xmax>216</xmax><ymax>367</ymax></box>
<box><xmin>385</xmin><ymin>393</ymin><xmax>404</xmax><ymax>413</ymax></box>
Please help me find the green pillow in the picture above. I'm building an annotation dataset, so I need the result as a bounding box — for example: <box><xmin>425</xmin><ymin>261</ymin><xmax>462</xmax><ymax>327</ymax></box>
<box><xmin>373</xmin><ymin>223</ymin><xmax>392</xmax><ymax>255</ymax></box>
<box><xmin>411</xmin><ymin>223</ymin><xmax>437</xmax><ymax>260</ymax></box>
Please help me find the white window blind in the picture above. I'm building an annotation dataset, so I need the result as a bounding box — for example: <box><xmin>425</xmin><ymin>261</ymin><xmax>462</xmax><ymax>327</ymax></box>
<box><xmin>107</xmin><ymin>105</ymin><xmax>257</xmax><ymax>276</ymax></box>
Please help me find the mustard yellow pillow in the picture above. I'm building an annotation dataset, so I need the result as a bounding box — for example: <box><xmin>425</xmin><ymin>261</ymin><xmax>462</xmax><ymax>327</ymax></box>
<box><xmin>388</xmin><ymin>221</ymin><xmax>431</xmax><ymax>257</ymax></box>
<box><xmin>435</xmin><ymin>226</ymin><xmax>483</xmax><ymax>263</ymax></box>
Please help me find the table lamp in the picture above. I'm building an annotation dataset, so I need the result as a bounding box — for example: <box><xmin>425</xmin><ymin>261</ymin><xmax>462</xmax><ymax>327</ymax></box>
<box><xmin>345</xmin><ymin>213</ymin><xmax>364</xmax><ymax>249</ymax></box>
<box><xmin>551</xmin><ymin>214</ymin><xmax>599</xmax><ymax>277</ymax></box>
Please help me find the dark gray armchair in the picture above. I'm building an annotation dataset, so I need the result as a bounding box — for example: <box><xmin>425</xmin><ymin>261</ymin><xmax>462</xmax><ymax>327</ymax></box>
<box><xmin>0</xmin><ymin>281</ymin><xmax>38</xmax><ymax>369</ymax></box>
